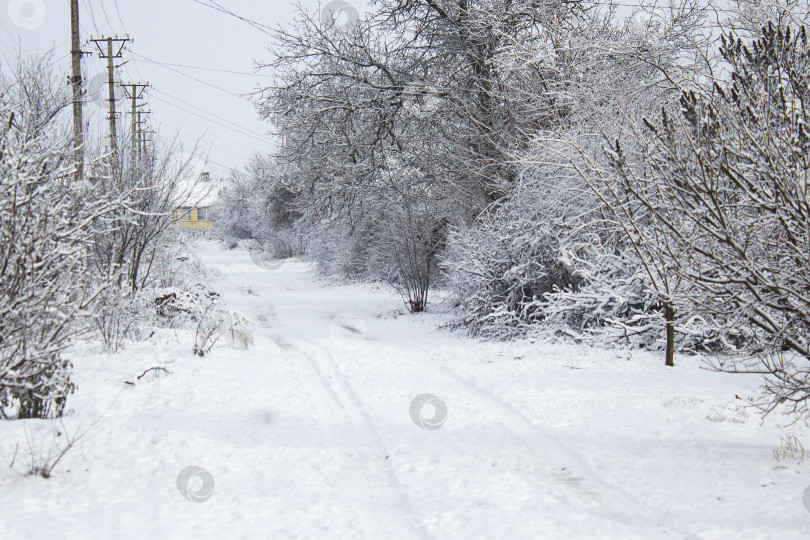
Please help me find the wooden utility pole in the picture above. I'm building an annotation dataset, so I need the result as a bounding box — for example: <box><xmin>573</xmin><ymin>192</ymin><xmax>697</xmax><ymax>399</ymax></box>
<box><xmin>70</xmin><ymin>0</ymin><xmax>83</xmax><ymax>182</ymax></box>
<box><xmin>89</xmin><ymin>36</ymin><xmax>130</xmax><ymax>168</ymax></box>
<box><xmin>141</xmin><ymin>126</ymin><xmax>155</xmax><ymax>156</ymax></box>
<box><xmin>122</xmin><ymin>82</ymin><xmax>149</xmax><ymax>160</ymax></box>
<box><xmin>136</xmin><ymin>109</ymin><xmax>151</xmax><ymax>157</ymax></box>
<box><xmin>105</xmin><ymin>38</ymin><xmax>118</xmax><ymax>159</ymax></box>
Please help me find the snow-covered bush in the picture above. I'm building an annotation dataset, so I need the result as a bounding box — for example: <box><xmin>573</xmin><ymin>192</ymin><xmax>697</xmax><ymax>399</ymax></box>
<box><xmin>304</xmin><ymin>218</ymin><xmax>369</xmax><ymax>278</ymax></box>
<box><xmin>150</xmin><ymin>237</ymin><xmax>214</xmax><ymax>290</ymax></box>
<box><xmin>213</xmin><ymin>156</ymin><xmax>304</xmax><ymax>257</ymax></box>
<box><xmin>0</xmin><ymin>109</ymin><xmax>118</xmax><ymax>419</ymax></box>
<box><xmin>86</xmin><ymin>240</ymin><xmax>223</xmax><ymax>353</ymax></box>
<box><xmin>88</xmin><ymin>144</ymin><xmax>192</xmax><ymax>291</ymax></box>
<box><xmin>606</xmin><ymin>22</ymin><xmax>810</xmax><ymax>414</ymax></box>
<box><xmin>193</xmin><ymin>303</ymin><xmax>225</xmax><ymax>357</ymax></box>
<box><xmin>145</xmin><ymin>283</ymin><xmax>252</xmax><ymax>356</ymax></box>
<box><xmin>91</xmin><ymin>286</ymin><xmax>152</xmax><ymax>353</ymax></box>
<box><xmin>193</xmin><ymin>303</ymin><xmax>253</xmax><ymax>357</ymax></box>
<box><xmin>152</xmin><ymin>286</ymin><xmax>219</xmax><ymax>328</ymax></box>
<box><xmin>443</xmin><ymin>198</ymin><xmax>582</xmax><ymax>338</ymax></box>
<box><xmin>225</xmin><ymin>322</ymin><xmax>254</xmax><ymax>351</ymax></box>
<box><xmin>12</xmin><ymin>420</ymin><xmax>91</xmax><ymax>478</ymax></box>
<box><xmin>363</xmin><ymin>189</ymin><xmax>447</xmax><ymax>313</ymax></box>
<box><xmin>540</xmin><ymin>249</ymin><xmax>662</xmax><ymax>348</ymax></box>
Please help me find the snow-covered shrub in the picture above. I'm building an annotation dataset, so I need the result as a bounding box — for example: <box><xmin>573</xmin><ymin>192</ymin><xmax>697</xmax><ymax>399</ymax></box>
<box><xmin>304</xmin><ymin>219</ymin><xmax>371</xmax><ymax>278</ymax></box>
<box><xmin>364</xmin><ymin>200</ymin><xmax>447</xmax><ymax>313</ymax></box>
<box><xmin>87</xmin><ymin>139</ymin><xmax>194</xmax><ymax>292</ymax></box>
<box><xmin>540</xmin><ymin>249</ymin><xmax>663</xmax><ymax>348</ymax></box>
<box><xmin>605</xmin><ymin>23</ymin><xmax>810</xmax><ymax>390</ymax></box>
<box><xmin>225</xmin><ymin>327</ymin><xmax>254</xmax><ymax>351</ymax></box>
<box><xmin>91</xmin><ymin>286</ymin><xmax>151</xmax><ymax>353</ymax></box>
<box><xmin>89</xmin><ymin>259</ymin><xmax>251</xmax><ymax>357</ymax></box>
<box><xmin>258</xmin><ymin>235</ymin><xmax>296</xmax><ymax>263</ymax></box>
<box><xmin>193</xmin><ymin>303</ymin><xmax>253</xmax><ymax>357</ymax></box>
<box><xmin>443</xmin><ymin>150</ymin><xmax>679</xmax><ymax>347</ymax></box>
<box><xmin>12</xmin><ymin>420</ymin><xmax>88</xmax><ymax>478</ymax></box>
<box><xmin>213</xmin><ymin>156</ymin><xmax>304</xmax><ymax>258</ymax></box>
<box><xmin>193</xmin><ymin>303</ymin><xmax>225</xmax><ymax>357</ymax></box>
<box><xmin>443</xmin><ymin>200</ymin><xmax>582</xmax><ymax>338</ymax></box>
<box><xmin>144</xmin><ymin>283</ymin><xmax>252</xmax><ymax>356</ymax></box>
<box><xmin>152</xmin><ymin>286</ymin><xmax>219</xmax><ymax>328</ymax></box>
<box><xmin>0</xmin><ymin>110</ymin><xmax>118</xmax><ymax>419</ymax></box>
<box><xmin>147</xmin><ymin>235</ymin><xmax>210</xmax><ymax>290</ymax></box>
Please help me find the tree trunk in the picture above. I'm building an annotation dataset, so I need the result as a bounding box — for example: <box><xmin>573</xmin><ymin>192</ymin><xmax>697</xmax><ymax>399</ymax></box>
<box><xmin>664</xmin><ymin>302</ymin><xmax>675</xmax><ymax>367</ymax></box>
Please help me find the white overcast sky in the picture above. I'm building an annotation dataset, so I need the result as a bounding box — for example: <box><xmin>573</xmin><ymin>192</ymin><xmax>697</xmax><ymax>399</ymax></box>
<box><xmin>0</xmin><ymin>0</ymin><xmax>367</xmax><ymax>178</ymax></box>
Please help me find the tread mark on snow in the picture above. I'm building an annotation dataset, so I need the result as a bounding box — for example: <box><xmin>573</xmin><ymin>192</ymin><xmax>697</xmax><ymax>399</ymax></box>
<box><xmin>292</xmin><ymin>337</ymin><xmax>431</xmax><ymax>540</ymax></box>
<box><xmin>425</xmin><ymin>362</ymin><xmax>696</xmax><ymax>539</ymax></box>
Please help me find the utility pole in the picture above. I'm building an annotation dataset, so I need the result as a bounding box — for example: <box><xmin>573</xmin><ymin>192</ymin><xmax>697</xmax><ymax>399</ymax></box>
<box><xmin>136</xmin><ymin>109</ymin><xmax>151</xmax><ymax>157</ymax></box>
<box><xmin>122</xmin><ymin>82</ymin><xmax>149</xmax><ymax>161</ymax></box>
<box><xmin>89</xmin><ymin>36</ymin><xmax>130</xmax><ymax>168</ymax></box>
<box><xmin>70</xmin><ymin>0</ymin><xmax>83</xmax><ymax>182</ymax></box>
<box><xmin>141</xmin><ymin>127</ymin><xmax>155</xmax><ymax>155</ymax></box>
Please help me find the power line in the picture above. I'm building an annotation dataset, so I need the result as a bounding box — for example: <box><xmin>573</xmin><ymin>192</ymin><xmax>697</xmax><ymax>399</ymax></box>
<box><xmin>145</xmin><ymin>60</ymin><xmax>273</xmax><ymax>78</ymax></box>
<box><xmin>114</xmin><ymin>0</ymin><xmax>126</xmax><ymax>30</ymax></box>
<box><xmin>155</xmin><ymin>89</ymin><xmax>274</xmax><ymax>145</ymax></box>
<box><xmin>150</xmin><ymin>89</ymin><xmax>275</xmax><ymax>145</ymax></box>
<box><xmin>79</xmin><ymin>0</ymin><xmax>102</xmax><ymax>47</ymax></box>
<box><xmin>82</xmin><ymin>0</ymin><xmax>99</xmax><ymax>33</ymax></box>
<box><xmin>131</xmin><ymin>51</ymin><xmax>250</xmax><ymax>100</ymax></box>
<box><xmin>153</xmin><ymin>128</ymin><xmax>240</xmax><ymax>173</ymax></box>
<box><xmin>146</xmin><ymin>118</ymin><xmax>240</xmax><ymax>171</ymax></box>
<box><xmin>105</xmin><ymin>0</ymin><xmax>148</xmax><ymax>84</ymax></box>
<box><xmin>97</xmin><ymin>0</ymin><xmax>116</xmax><ymax>32</ymax></box>
<box><xmin>189</xmin><ymin>0</ymin><xmax>276</xmax><ymax>36</ymax></box>
<box><xmin>148</xmin><ymin>107</ymin><xmax>264</xmax><ymax>161</ymax></box>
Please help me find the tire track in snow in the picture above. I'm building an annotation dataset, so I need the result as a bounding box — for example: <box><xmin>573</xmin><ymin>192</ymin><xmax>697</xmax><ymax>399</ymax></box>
<box><xmin>230</xmin><ymin>293</ymin><xmax>388</xmax><ymax>538</ymax></box>
<box><xmin>220</xmin><ymin>252</ymin><xmax>686</xmax><ymax>538</ymax></box>
<box><xmin>291</xmin><ymin>337</ymin><xmax>431</xmax><ymax>540</ymax></box>
<box><xmin>286</xmin><ymin>340</ymin><xmax>394</xmax><ymax>539</ymax></box>
<box><xmin>244</xmin><ymin>294</ymin><xmax>428</xmax><ymax>539</ymax></box>
<box><xmin>423</xmin><ymin>360</ymin><xmax>696</xmax><ymax>539</ymax></box>
<box><xmin>210</xmin><ymin>253</ymin><xmax>418</xmax><ymax>536</ymax></box>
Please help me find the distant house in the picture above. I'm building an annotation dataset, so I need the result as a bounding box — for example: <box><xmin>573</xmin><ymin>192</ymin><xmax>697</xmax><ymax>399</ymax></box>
<box><xmin>174</xmin><ymin>172</ymin><xmax>223</xmax><ymax>229</ymax></box>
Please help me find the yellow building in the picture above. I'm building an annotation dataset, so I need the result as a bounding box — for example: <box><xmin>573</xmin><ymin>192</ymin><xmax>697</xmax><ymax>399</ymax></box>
<box><xmin>174</xmin><ymin>172</ymin><xmax>222</xmax><ymax>229</ymax></box>
<box><xmin>174</xmin><ymin>207</ymin><xmax>213</xmax><ymax>228</ymax></box>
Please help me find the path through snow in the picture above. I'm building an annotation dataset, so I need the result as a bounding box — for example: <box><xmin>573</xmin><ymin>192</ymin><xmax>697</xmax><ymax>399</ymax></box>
<box><xmin>1</xmin><ymin>241</ymin><xmax>808</xmax><ymax>539</ymax></box>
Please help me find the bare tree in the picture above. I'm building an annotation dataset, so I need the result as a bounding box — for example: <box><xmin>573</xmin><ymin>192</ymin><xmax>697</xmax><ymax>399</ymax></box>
<box><xmin>606</xmin><ymin>22</ymin><xmax>810</xmax><ymax>413</ymax></box>
<box><xmin>89</xmin><ymin>138</ymin><xmax>196</xmax><ymax>291</ymax></box>
<box><xmin>0</xmin><ymin>110</ymin><xmax>120</xmax><ymax>418</ymax></box>
<box><xmin>250</xmin><ymin>0</ymin><xmax>615</xmax><ymax>311</ymax></box>
<box><xmin>443</xmin><ymin>0</ymin><xmax>713</xmax><ymax>350</ymax></box>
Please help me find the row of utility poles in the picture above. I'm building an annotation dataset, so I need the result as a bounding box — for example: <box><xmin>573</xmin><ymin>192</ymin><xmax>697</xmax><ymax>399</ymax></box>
<box><xmin>70</xmin><ymin>0</ymin><xmax>152</xmax><ymax>180</ymax></box>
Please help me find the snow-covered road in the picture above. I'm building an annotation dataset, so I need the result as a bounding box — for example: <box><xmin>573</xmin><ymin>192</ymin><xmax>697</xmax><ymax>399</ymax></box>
<box><xmin>1</xmin><ymin>242</ymin><xmax>809</xmax><ymax>539</ymax></box>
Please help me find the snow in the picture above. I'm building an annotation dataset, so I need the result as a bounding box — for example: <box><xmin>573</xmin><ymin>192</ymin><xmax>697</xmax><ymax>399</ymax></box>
<box><xmin>175</xmin><ymin>176</ymin><xmax>223</xmax><ymax>209</ymax></box>
<box><xmin>1</xmin><ymin>241</ymin><xmax>809</xmax><ymax>539</ymax></box>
